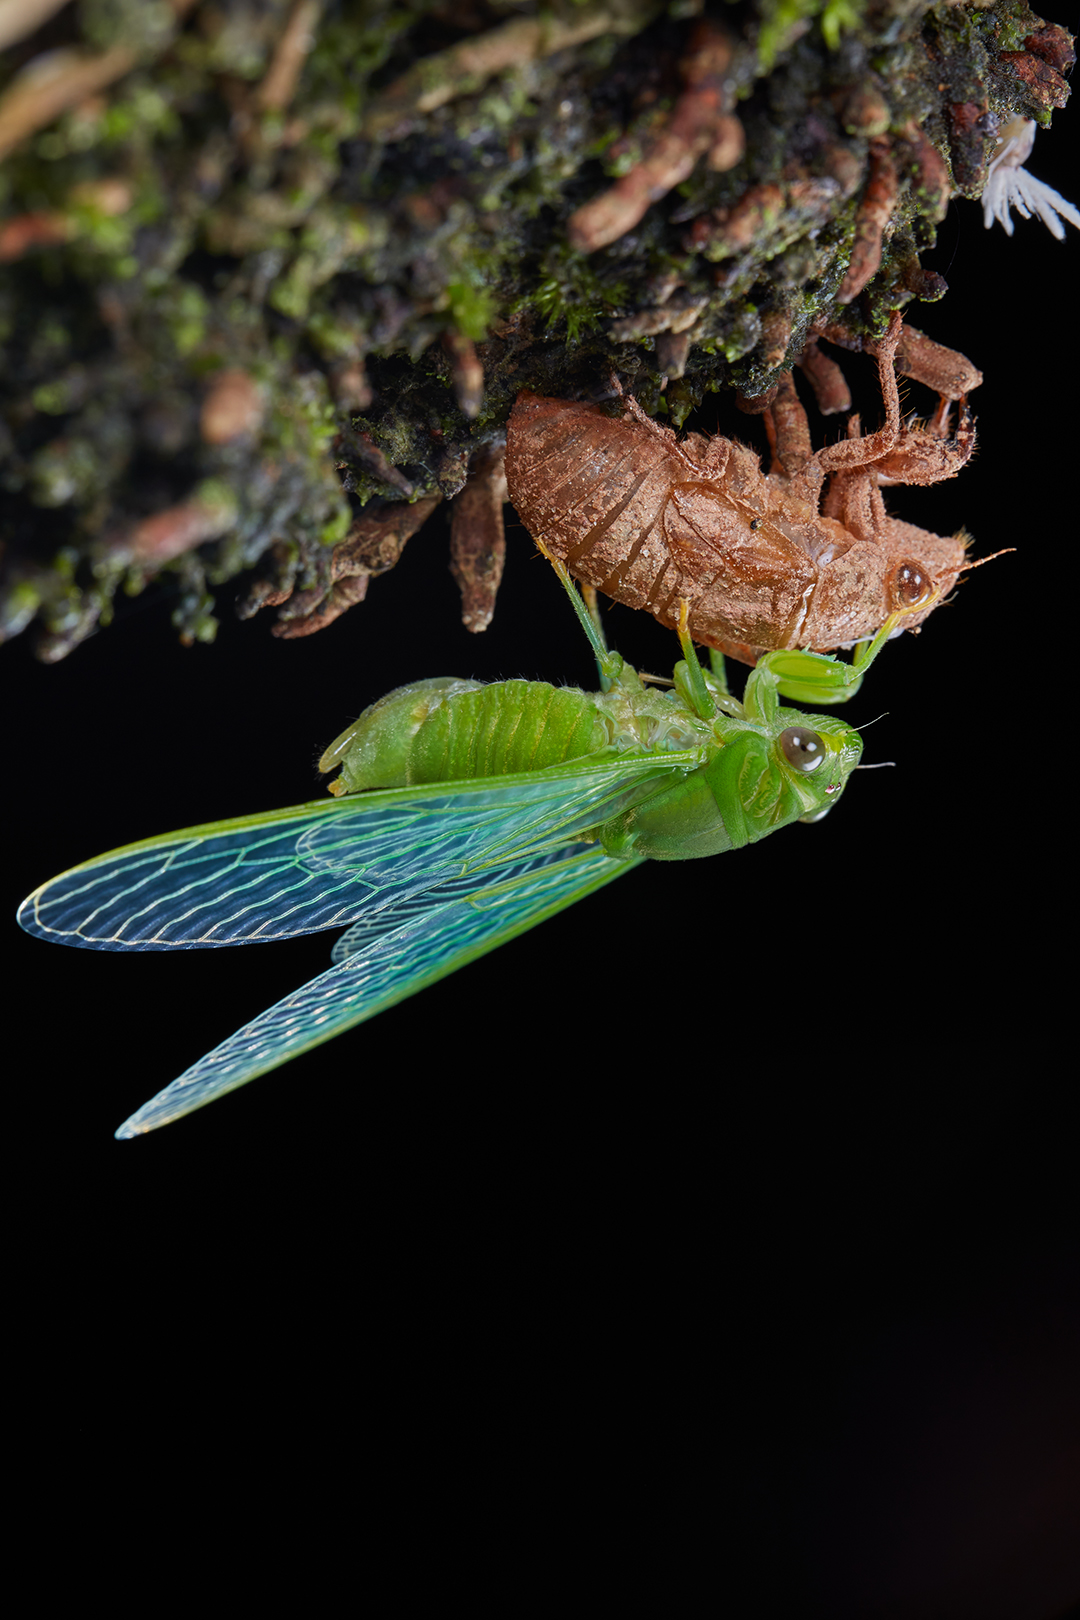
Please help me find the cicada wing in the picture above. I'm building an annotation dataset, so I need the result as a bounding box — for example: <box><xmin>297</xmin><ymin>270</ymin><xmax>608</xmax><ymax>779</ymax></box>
<box><xmin>115</xmin><ymin>844</ymin><xmax>638</xmax><ymax>1137</ymax></box>
<box><xmin>18</xmin><ymin>753</ymin><xmax>693</xmax><ymax>951</ymax></box>
<box><xmin>17</xmin><ymin>798</ymin><xmax>379</xmax><ymax>951</ymax></box>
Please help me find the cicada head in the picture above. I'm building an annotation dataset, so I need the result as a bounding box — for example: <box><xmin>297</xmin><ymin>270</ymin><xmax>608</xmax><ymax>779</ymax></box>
<box><xmin>770</xmin><ymin>708</ymin><xmax>864</xmax><ymax>824</ymax></box>
<box><xmin>803</xmin><ymin>521</ymin><xmax>969</xmax><ymax>651</ymax></box>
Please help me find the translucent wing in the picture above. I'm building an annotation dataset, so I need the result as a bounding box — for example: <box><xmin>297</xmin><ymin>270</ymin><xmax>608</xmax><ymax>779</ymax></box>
<box><xmin>18</xmin><ymin>751</ymin><xmax>696</xmax><ymax>951</ymax></box>
<box><xmin>115</xmin><ymin>844</ymin><xmax>637</xmax><ymax>1137</ymax></box>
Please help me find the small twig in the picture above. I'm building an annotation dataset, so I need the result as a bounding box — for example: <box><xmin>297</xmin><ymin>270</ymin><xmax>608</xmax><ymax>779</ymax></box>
<box><xmin>568</xmin><ymin>19</ymin><xmax>742</xmax><ymax>253</ymax></box>
<box><xmin>270</xmin><ymin>494</ymin><xmax>443</xmax><ymax>638</ymax></box>
<box><xmin>0</xmin><ymin>45</ymin><xmax>137</xmax><ymax>163</ymax></box>
<box><xmin>441</xmin><ymin>330</ymin><xmax>484</xmax><ymax>420</ymax></box>
<box><xmin>361</xmin><ymin>3</ymin><xmax>659</xmax><ymax>140</ymax></box>
<box><xmin>0</xmin><ymin>0</ymin><xmax>72</xmax><ymax>53</ymax></box>
<box><xmin>449</xmin><ymin>445</ymin><xmax>507</xmax><ymax>633</ymax></box>
<box><xmin>255</xmin><ymin>0</ymin><xmax>322</xmax><ymax>115</ymax></box>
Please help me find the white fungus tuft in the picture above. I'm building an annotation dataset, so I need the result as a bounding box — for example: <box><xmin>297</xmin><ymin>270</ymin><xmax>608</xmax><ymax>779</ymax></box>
<box><xmin>981</xmin><ymin>116</ymin><xmax>1080</xmax><ymax>240</ymax></box>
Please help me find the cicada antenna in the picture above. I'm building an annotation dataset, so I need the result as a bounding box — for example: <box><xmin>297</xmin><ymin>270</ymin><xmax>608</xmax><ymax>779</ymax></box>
<box><xmin>956</xmin><ymin>547</ymin><xmax>1015</xmax><ymax>574</ymax></box>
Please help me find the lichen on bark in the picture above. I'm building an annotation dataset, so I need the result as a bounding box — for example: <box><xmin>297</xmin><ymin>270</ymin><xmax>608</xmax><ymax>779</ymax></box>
<box><xmin>0</xmin><ymin>0</ymin><xmax>1071</xmax><ymax>658</ymax></box>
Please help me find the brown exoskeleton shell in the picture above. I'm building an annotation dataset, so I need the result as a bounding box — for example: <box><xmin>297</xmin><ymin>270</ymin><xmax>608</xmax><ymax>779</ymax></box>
<box><xmin>505</xmin><ymin>314</ymin><xmax>977</xmax><ymax>664</ymax></box>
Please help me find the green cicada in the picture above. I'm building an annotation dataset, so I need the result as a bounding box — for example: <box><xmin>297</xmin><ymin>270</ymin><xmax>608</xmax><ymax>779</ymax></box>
<box><xmin>17</xmin><ymin>559</ymin><xmax>901</xmax><ymax>1138</ymax></box>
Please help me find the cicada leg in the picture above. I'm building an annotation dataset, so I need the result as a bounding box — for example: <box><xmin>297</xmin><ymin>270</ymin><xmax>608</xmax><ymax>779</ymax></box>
<box><xmin>581</xmin><ymin>584</ymin><xmax>608</xmax><ymax>652</ymax></box>
<box><xmin>704</xmin><ymin>646</ymin><xmax>744</xmax><ymax>718</ymax></box>
<box><xmin>672</xmin><ymin>599</ymin><xmax>718</xmax><ymax>721</ymax></box>
<box><xmin>707</xmin><ymin>647</ymin><xmax>730</xmax><ymax>696</ymax></box>
<box><xmin>536</xmin><ymin>539</ymin><xmax>630</xmax><ymax>692</ymax></box>
<box><xmin>746</xmin><ymin>609</ymin><xmax>909</xmax><ymax>710</ymax></box>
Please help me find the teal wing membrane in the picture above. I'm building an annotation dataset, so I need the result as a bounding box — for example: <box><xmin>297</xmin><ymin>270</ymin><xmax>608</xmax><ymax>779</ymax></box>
<box><xmin>18</xmin><ymin>752</ymin><xmax>693</xmax><ymax>951</ymax></box>
<box><xmin>18</xmin><ymin>751</ymin><xmax>693</xmax><ymax>1135</ymax></box>
<box><xmin>114</xmin><ymin>845</ymin><xmax>637</xmax><ymax>1137</ymax></box>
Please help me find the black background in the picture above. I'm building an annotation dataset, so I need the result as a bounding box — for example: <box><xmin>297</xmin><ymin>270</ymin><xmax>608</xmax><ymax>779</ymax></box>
<box><xmin>6</xmin><ymin>117</ymin><xmax>1077</xmax><ymax>1614</ymax></box>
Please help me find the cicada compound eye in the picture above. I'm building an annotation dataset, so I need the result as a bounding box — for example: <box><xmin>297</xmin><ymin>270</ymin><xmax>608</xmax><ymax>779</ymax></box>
<box><xmin>779</xmin><ymin>727</ymin><xmax>826</xmax><ymax>773</ymax></box>
<box><xmin>892</xmin><ymin>561</ymin><xmax>933</xmax><ymax>610</ymax></box>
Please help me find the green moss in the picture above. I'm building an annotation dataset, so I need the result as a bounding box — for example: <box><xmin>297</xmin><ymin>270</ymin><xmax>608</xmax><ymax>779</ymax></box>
<box><xmin>820</xmin><ymin>0</ymin><xmax>864</xmax><ymax>51</ymax></box>
<box><xmin>305</xmin><ymin>308</ymin><xmax>369</xmax><ymax>362</ymax></box>
<box><xmin>31</xmin><ymin>381</ymin><xmax>75</xmax><ymax>416</ymax></box>
<box><xmin>757</xmin><ymin>0</ymin><xmax>865</xmax><ymax>69</ymax></box>
<box><xmin>532</xmin><ymin>249</ymin><xmax>629</xmax><ymax>345</ymax></box>
<box><xmin>446</xmin><ymin>281</ymin><xmax>498</xmax><ymax>342</ymax></box>
<box><xmin>985</xmin><ymin>0</ymin><xmax>1043</xmax><ymax>52</ymax></box>
<box><xmin>319</xmin><ymin>504</ymin><xmax>352</xmax><ymax>547</ymax></box>
<box><xmin>155</xmin><ymin>281</ymin><xmax>210</xmax><ymax>358</ymax></box>
<box><xmin>192</xmin><ymin>478</ymin><xmax>240</xmax><ymax>531</ymax></box>
<box><xmin>0</xmin><ymin>579</ymin><xmax>42</xmax><ymax>640</ymax></box>
<box><xmin>28</xmin><ymin>437</ymin><xmax>102</xmax><ymax>507</ymax></box>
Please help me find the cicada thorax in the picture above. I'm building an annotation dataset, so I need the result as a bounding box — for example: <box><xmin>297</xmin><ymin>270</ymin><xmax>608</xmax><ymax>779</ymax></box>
<box><xmin>597</xmin><ymin>707</ymin><xmax>859</xmax><ymax>863</ymax></box>
<box><xmin>646</xmin><ymin>480</ymin><xmax>843</xmax><ymax>653</ymax></box>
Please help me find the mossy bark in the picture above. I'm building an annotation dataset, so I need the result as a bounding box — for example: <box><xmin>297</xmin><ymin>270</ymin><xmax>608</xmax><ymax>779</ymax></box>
<box><xmin>0</xmin><ymin>0</ymin><xmax>1071</xmax><ymax>658</ymax></box>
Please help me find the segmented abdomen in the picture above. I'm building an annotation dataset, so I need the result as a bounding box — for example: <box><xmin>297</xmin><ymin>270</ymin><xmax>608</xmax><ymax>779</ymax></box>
<box><xmin>506</xmin><ymin>392</ymin><xmax>688</xmax><ymax>608</ymax></box>
<box><xmin>408</xmin><ymin>681</ymin><xmax>605</xmax><ymax>782</ymax></box>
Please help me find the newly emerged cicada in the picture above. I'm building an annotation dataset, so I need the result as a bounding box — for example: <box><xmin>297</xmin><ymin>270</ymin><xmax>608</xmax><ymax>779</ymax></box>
<box><xmin>17</xmin><ymin>560</ymin><xmax>901</xmax><ymax>1138</ymax></box>
<box><xmin>506</xmin><ymin>313</ymin><xmax>990</xmax><ymax>666</ymax></box>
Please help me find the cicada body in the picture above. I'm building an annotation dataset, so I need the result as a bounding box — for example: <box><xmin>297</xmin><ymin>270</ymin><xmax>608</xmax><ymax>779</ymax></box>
<box><xmin>505</xmin><ymin>314</ymin><xmax>979</xmax><ymax>665</ymax></box>
<box><xmin>17</xmin><ymin>566</ymin><xmax>891</xmax><ymax>1138</ymax></box>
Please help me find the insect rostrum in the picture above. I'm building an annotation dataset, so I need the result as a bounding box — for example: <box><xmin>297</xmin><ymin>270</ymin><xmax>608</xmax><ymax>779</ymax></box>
<box><xmin>506</xmin><ymin>313</ymin><xmax>982</xmax><ymax>666</ymax></box>
<box><xmin>16</xmin><ymin>567</ymin><xmax>896</xmax><ymax>1139</ymax></box>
